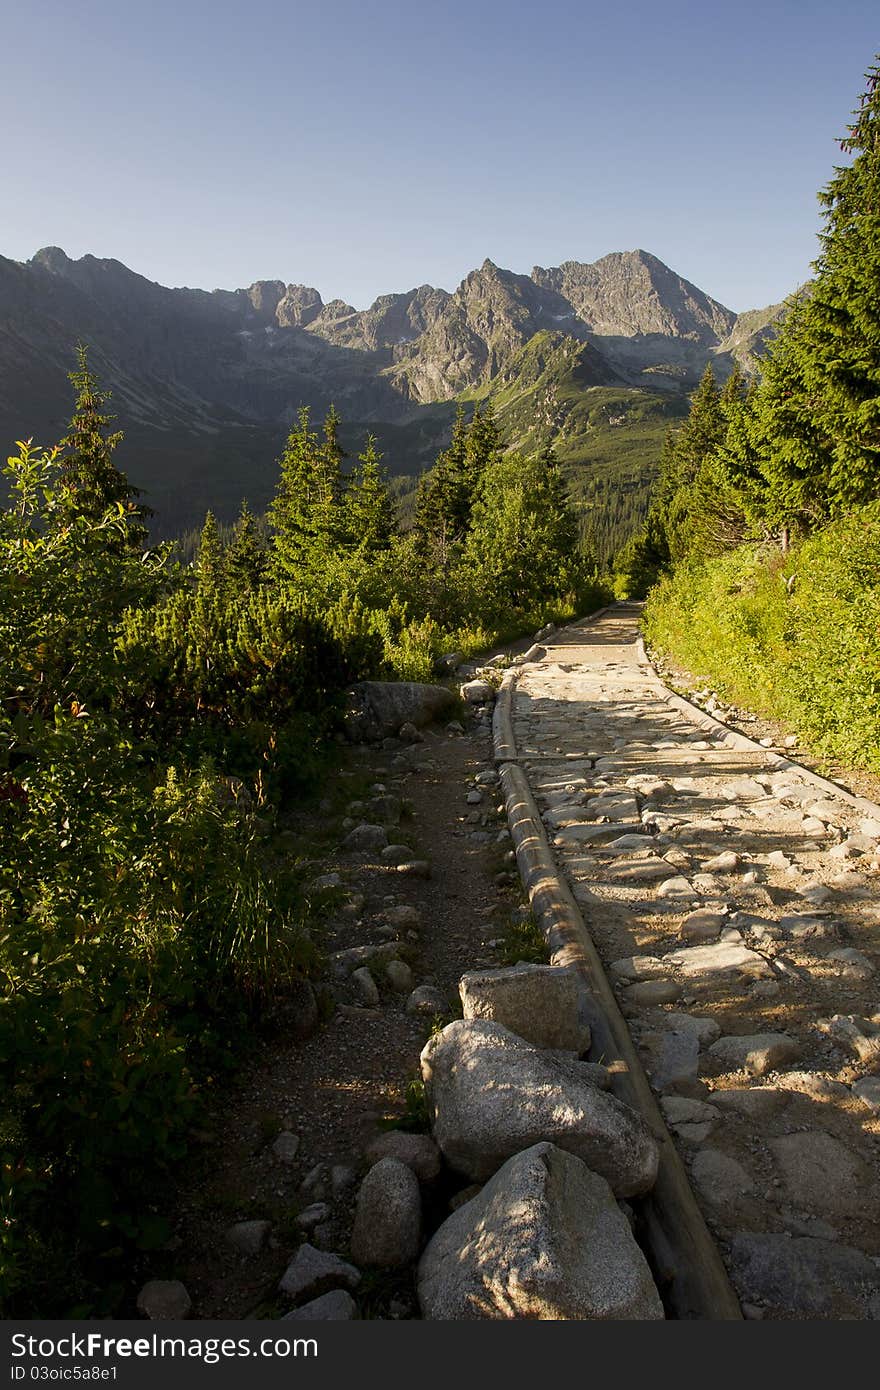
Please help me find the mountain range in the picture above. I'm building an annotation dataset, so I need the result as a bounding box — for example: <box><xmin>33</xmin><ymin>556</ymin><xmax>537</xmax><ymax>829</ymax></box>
<box><xmin>0</xmin><ymin>246</ymin><xmax>787</xmax><ymax>551</ymax></box>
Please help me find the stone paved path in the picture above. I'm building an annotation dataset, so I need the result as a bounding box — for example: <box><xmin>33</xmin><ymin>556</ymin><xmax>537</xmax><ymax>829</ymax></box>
<box><xmin>512</xmin><ymin>603</ymin><xmax>880</xmax><ymax>1319</ymax></box>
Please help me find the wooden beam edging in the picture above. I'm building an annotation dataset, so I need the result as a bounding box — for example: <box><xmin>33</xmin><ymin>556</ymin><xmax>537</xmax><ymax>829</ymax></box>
<box><xmin>635</xmin><ymin>636</ymin><xmax>880</xmax><ymax>821</ymax></box>
<box><xmin>498</xmin><ymin>761</ymin><xmax>743</xmax><ymax>1320</ymax></box>
<box><xmin>492</xmin><ymin>669</ymin><xmax>518</xmax><ymax>766</ymax></box>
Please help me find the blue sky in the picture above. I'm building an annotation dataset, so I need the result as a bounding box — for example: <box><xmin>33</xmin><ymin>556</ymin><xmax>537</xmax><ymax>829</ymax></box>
<box><xmin>2</xmin><ymin>0</ymin><xmax>877</xmax><ymax>311</ymax></box>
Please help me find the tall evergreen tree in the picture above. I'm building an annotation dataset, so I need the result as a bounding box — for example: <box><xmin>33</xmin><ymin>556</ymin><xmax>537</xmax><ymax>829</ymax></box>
<box><xmin>59</xmin><ymin>344</ymin><xmax>148</xmax><ymax>549</ymax></box>
<box><xmin>347</xmin><ymin>436</ymin><xmax>395</xmax><ymax>555</ymax></box>
<box><xmin>227</xmin><ymin>499</ymin><xmax>266</xmax><ymax>587</ymax></box>
<box><xmin>750</xmin><ymin>60</ymin><xmax>880</xmax><ymax>528</ymax></box>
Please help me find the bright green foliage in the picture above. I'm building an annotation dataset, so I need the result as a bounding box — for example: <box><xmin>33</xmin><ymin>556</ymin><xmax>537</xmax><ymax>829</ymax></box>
<box><xmin>59</xmin><ymin>344</ymin><xmax>148</xmax><ymax>550</ymax></box>
<box><xmin>749</xmin><ymin>65</ymin><xmax>880</xmax><ymax>525</ymax></box>
<box><xmin>643</xmin><ymin>502</ymin><xmax>880</xmax><ymax>771</ymax></box>
<box><xmin>196</xmin><ymin>508</ymin><xmax>225</xmax><ymax>587</ymax></box>
<box><xmin>413</xmin><ymin>403</ymin><xmax>501</xmax><ymax>562</ymax></box>
<box><xmin>460</xmin><ymin>445</ymin><xmax>587</xmax><ymax>622</ymax></box>
<box><xmin>268</xmin><ymin>406</ymin><xmax>346</xmax><ymax>590</ymax></box>
<box><xmin>346</xmin><ymin>435</ymin><xmax>395</xmax><ymax>557</ymax></box>
<box><xmin>226</xmin><ymin>499</ymin><xmax>267</xmax><ymax>588</ymax></box>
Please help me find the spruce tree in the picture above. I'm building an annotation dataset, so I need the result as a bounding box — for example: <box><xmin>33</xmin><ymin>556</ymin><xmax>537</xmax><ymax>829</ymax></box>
<box><xmin>347</xmin><ymin>436</ymin><xmax>395</xmax><ymax>555</ymax></box>
<box><xmin>751</xmin><ymin>60</ymin><xmax>880</xmax><ymax>527</ymax></box>
<box><xmin>227</xmin><ymin>499</ymin><xmax>266</xmax><ymax>587</ymax></box>
<box><xmin>59</xmin><ymin>344</ymin><xmax>148</xmax><ymax>549</ymax></box>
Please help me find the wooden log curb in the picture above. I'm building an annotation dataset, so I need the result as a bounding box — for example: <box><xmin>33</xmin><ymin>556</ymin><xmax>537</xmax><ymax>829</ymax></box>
<box><xmin>494</xmin><ymin>608</ymin><xmax>744</xmax><ymax>1320</ymax></box>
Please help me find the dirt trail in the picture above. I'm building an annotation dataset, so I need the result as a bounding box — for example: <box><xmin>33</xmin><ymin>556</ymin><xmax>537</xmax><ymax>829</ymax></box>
<box><xmin>512</xmin><ymin>603</ymin><xmax>880</xmax><ymax>1319</ymax></box>
<box><xmin>163</xmin><ymin>697</ymin><xmax>521</xmax><ymax>1319</ymax></box>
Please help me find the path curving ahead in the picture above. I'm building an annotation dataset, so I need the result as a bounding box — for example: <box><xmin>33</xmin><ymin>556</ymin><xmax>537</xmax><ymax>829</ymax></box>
<box><xmin>504</xmin><ymin>602</ymin><xmax>880</xmax><ymax>1320</ymax></box>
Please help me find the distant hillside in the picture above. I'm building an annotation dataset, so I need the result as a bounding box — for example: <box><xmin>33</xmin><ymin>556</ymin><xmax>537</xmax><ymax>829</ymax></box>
<box><xmin>0</xmin><ymin>245</ymin><xmax>788</xmax><ymax>546</ymax></box>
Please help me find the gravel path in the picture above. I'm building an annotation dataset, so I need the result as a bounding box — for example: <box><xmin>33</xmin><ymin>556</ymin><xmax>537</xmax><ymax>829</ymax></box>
<box><xmin>512</xmin><ymin>603</ymin><xmax>880</xmax><ymax>1319</ymax></box>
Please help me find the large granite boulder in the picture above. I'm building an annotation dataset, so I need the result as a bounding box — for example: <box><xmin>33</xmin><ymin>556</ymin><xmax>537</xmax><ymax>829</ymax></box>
<box><xmin>342</xmin><ymin>682</ymin><xmax>457</xmax><ymax>742</ymax></box>
<box><xmin>420</xmin><ymin>1020</ymin><xmax>659</xmax><ymax>1197</ymax></box>
<box><xmin>458</xmin><ymin>963</ymin><xmax>590</xmax><ymax>1053</ymax></box>
<box><xmin>418</xmin><ymin>1143</ymin><xmax>664</xmax><ymax>1320</ymax></box>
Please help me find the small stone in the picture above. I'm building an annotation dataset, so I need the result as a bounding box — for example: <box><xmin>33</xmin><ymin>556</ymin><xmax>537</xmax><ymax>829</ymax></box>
<box><xmin>827</xmin><ymin>947</ymin><xmax>874</xmax><ymax>980</ymax></box>
<box><xmin>459</xmin><ymin>963</ymin><xmax>590</xmax><ymax>1053</ymax></box>
<box><xmin>623</xmin><ymin>978</ymin><xmax>681</xmax><ymax>1006</ymax></box>
<box><xmin>708</xmin><ymin>1033</ymin><xmax>801</xmax><ymax>1077</ymax></box>
<box><xmin>295</xmin><ymin>1203</ymin><xmax>330</xmax><ymax>1231</ymax></box>
<box><xmin>225</xmin><ymin>1220</ymin><xmax>272</xmax><ymax>1256</ymax></box>
<box><xmin>783</xmin><ymin>734</ymin><xmax>798</xmax><ymax>749</ymax></box>
<box><xmin>772</xmin><ymin>1071</ymin><xmax>849</xmax><ymax>1102</ymax></box>
<box><xmin>691</xmin><ymin>1149</ymin><xmax>756</xmax><ymax>1215</ymax></box>
<box><xmin>703</xmin><ymin>851</ymin><xmax>741</xmax><ymax>874</ymax></box>
<box><xmin>331</xmin><ymin>1165</ymin><xmax>357</xmax><ymax>1198</ymax></box>
<box><xmin>312</xmin><ymin>872</ymin><xmax>342</xmax><ymax>891</ymax></box>
<box><xmin>351</xmin><ymin>967</ymin><xmax>380</xmax><ymax>1007</ymax></box>
<box><xmin>136</xmin><ymin>1279</ymin><xmax>192</xmax><ymax>1320</ymax></box>
<box><xmin>679</xmin><ymin>909</ymin><xmax>727</xmax><ymax>943</ymax></box>
<box><xmin>342</xmin><ymin>823</ymin><xmax>388</xmax><ymax>853</ymax></box>
<box><xmin>282</xmin><ymin>1290</ymin><xmax>359</xmax><ymax>1320</ymax></box>
<box><xmin>466</xmin><ymin>790</ymin><xmax>483</xmax><ymax>806</ymax></box>
<box><xmin>460</xmin><ymin>679</ymin><xmax>495</xmax><ymax>704</ymax></box>
<box><xmin>657</xmin><ymin>876</ymin><xmax>694</xmax><ymax>899</ymax></box>
<box><xmin>385</xmin><ymin>959</ymin><xmax>414</xmax><ymax>993</ymax></box>
<box><xmin>272</xmin><ymin>1130</ymin><xmax>301</xmax><ymax>1164</ymax></box>
<box><xmin>396</xmin><ymin>860</ymin><xmax>431</xmax><ymax>878</ymax></box>
<box><xmin>381</xmin><ymin>843</ymin><xmax>413</xmax><ymax>864</ymax></box>
<box><xmin>406</xmin><ymin>985</ymin><xmax>448</xmax><ymax>1016</ymax></box>
<box><xmin>660</xmin><ymin>1096</ymin><xmax>719</xmax><ymax>1125</ymax></box>
<box><xmin>278</xmin><ymin>1245</ymin><xmax>361</xmax><ymax>1301</ymax></box>
<box><xmin>398</xmin><ymin>722</ymin><xmax>423</xmax><ymax>744</ymax></box>
<box><xmin>711</xmin><ymin>1087</ymin><xmax>788</xmax><ymax>1119</ymax></box>
<box><xmin>663</xmin><ymin>1013</ymin><xmax>722</xmax><ymax>1046</ymax></box>
<box><xmin>731</xmin><ymin>1233</ymin><xmax>880</xmax><ymax>1319</ymax></box>
<box><xmin>851</xmin><ymin>1076</ymin><xmax>880</xmax><ymax>1113</ymax></box>
<box><xmin>640</xmin><ymin>1029</ymin><xmax>700</xmax><ymax>1093</ymax></box>
<box><xmin>769</xmin><ymin>1132</ymin><xmax>869</xmax><ymax>1218</ymax></box>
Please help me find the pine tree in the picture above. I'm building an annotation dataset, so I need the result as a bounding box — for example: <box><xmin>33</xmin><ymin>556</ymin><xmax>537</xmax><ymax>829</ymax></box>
<box><xmin>227</xmin><ymin>499</ymin><xmax>266</xmax><ymax>587</ymax></box>
<box><xmin>347</xmin><ymin>436</ymin><xmax>395</xmax><ymax>556</ymax></box>
<box><xmin>196</xmin><ymin>510</ymin><xmax>225</xmax><ymax>587</ymax></box>
<box><xmin>59</xmin><ymin>344</ymin><xmax>148</xmax><ymax>549</ymax></box>
<box><xmin>750</xmin><ymin>60</ymin><xmax>880</xmax><ymax>527</ymax></box>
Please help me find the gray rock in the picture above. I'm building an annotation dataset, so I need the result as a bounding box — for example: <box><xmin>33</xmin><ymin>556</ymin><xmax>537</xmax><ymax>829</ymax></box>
<box><xmin>417</xmin><ymin>1143</ymin><xmax>664</xmax><ymax>1320</ymax></box>
<box><xmin>660</xmin><ymin>1096</ymin><xmax>720</xmax><ymax>1125</ymax></box>
<box><xmin>350</xmin><ymin>1158</ymin><xmax>422</xmax><ymax>1268</ymax></box>
<box><xmin>827</xmin><ymin>947</ymin><xmax>875</xmax><ymax>980</ymax></box>
<box><xmin>342</xmin><ymin>822</ymin><xmax>388</xmax><ymax>853</ymax></box>
<box><xmin>136</xmin><ymin>1279</ymin><xmax>192</xmax><ymax>1320</ymax></box>
<box><xmin>663</xmin><ymin>1013</ymin><xmax>721</xmax><ymax>1046</ymax></box>
<box><xmin>406</xmin><ymin>985</ymin><xmax>448</xmax><ymax>1016</ymax></box>
<box><xmin>460</xmin><ymin>679</ymin><xmax>495</xmax><ymax>704</ymax></box>
<box><xmin>295</xmin><ymin>1204</ymin><xmax>330</xmax><ymax>1231</ymax></box>
<box><xmin>351</xmin><ymin>967</ymin><xmax>380</xmax><ymax>1007</ymax></box>
<box><xmin>679</xmin><ymin>909</ymin><xmax>727</xmax><ymax>943</ymax></box>
<box><xmin>769</xmin><ymin>1132</ymin><xmax>868</xmax><ymax>1217</ymax></box>
<box><xmin>282</xmin><ymin>1290</ymin><xmax>359</xmax><ymax>1320</ymax></box>
<box><xmin>657</xmin><ymin>876</ymin><xmax>693</xmax><ymax>898</ymax></box>
<box><xmin>623</xmin><ymin>978</ymin><xmax>681</xmax><ymax>1006</ymax></box>
<box><xmin>730</xmin><ymin>1233</ymin><xmax>880</xmax><ymax>1319</ymax></box>
<box><xmin>772</xmin><ymin>1071</ymin><xmax>850</xmax><ymax>1102</ymax></box>
<box><xmin>342</xmin><ymin>681</ymin><xmax>457</xmax><ymax>742</ymax></box>
<box><xmin>398</xmin><ymin>722</ymin><xmax>423</xmax><ymax>744</ymax></box>
<box><xmin>330</xmin><ymin>1164</ymin><xmax>357</xmax><ymax>1199</ymax></box>
<box><xmin>664</xmin><ymin>939</ymin><xmax>772</xmax><ymax>983</ymax></box>
<box><xmin>640</xmin><ymin>1030</ymin><xmax>700</xmax><ymax>1093</ymax></box>
<box><xmin>708</xmin><ymin>1032</ymin><xmax>801</xmax><ymax>1077</ymax></box>
<box><xmin>381</xmin><ymin>843</ymin><xmax>413</xmax><ymax>865</ymax></box>
<box><xmin>703</xmin><ymin>851</ymin><xmax>741</xmax><ymax>874</ymax></box>
<box><xmin>852</xmin><ymin>1076</ymin><xmax>880</xmax><ymax>1113</ymax></box>
<box><xmin>312</xmin><ymin>872</ymin><xmax>342</xmax><ymax>891</ymax></box>
<box><xmin>385</xmin><ymin>959</ymin><xmax>414</xmax><ymax>993</ymax></box>
<box><xmin>386</xmin><ymin>904</ymin><xmax>421</xmax><ymax>930</ymax></box>
<box><xmin>330</xmin><ymin>942</ymin><xmax>400</xmax><ymax>977</ymax></box>
<box><xmin>459</xmin><ymin>963</ymin><xmax>590</xmax><ymax>1053</ymax></box>
<box><xmin>365</xmin><ymin>1131</ymin><xmax>442</xmax><ymax>1182</ymax></box>
<box><xmin>420</xmin><ymin>1020</ymin><xmax>659</xmax><ymax>1197</ymax></box>
<box><xmin>609</xmin><ymin>955</ymin><xmax>668</xmax><ymax>983</ymax></box>
<box><xmin>821</xmin><ymin>1014</ymin><xmax>880</xmax><ymax>1064</ymax></box>
<box><xmin>691</xmin><ymin>1149</ymin><xmax>756</xmax><ymax>1217</ymax></box>
<box><xmin>278</xmin><ymin>1244</ymin><xmax>361</xmax><ymax>1301</ymax></box>
<box><xmin>225</xmin><ymin>1219</ymin><xmax>272</xmax><ymax>1256</ymax></box>
<box><xmin>709</xmin><ymin>1088</ymin><xmax>788</xmax><ymax>1119</ymax></box>
<box><xmin>272</xmin><ymin>1130</ymin><xmax>301</xmax><ymax>1164</ymax></box>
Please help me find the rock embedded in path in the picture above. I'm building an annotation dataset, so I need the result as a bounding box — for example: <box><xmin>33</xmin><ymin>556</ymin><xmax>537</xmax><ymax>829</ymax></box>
<box><xmin>342</xmin><ymin>681</ymin><xmax>457</xmax><ymax>742</ymax></box>
<box><xmin>406</xmin><ymin>984</ymin><xmax>448</xmax><ymax>1016</ymax></box>
<box><xmin>282</xmin><ymin>1290</ymin><xmax>359</xmax><ymax>1320</ymax></box>
<box><xmin>420</xmin><ymin>1020</ymin><xmax>659</xmax><ymax>1197</ymax></box>
<box><xmin>664</xmin><ymin>939</ymin><xmax>772</xmax><ymax>984</ymax></box>
<box><xmin>225</xmin><ymin>1219</ymin><xmax>272</xmax><ymax>1256</ymax></box>
<box><xmin>350</xmin><ymin>1158</ymin><xmax>422</xmax><ymax>1268</ymax></box>
<box><xmin>639</xmin><ymin>1029</ymin><xmax>700</xmax><ymax>1094</ymax></box>
<box><xmin>708</xmin><ymin>1032</ymin><xmax>801</xmax><ymax>1077</ymax></box>
<box><xmin>417</xmin><ymin>1143</ymin><xmax>664</xmax><ymax>1321</ymax></box>
<box><xmin>278</xmin><ymin>1245</ymin><xmax>361</xmax><ymax>1302</ymax></box>
<box><xmin>342</xmin><ymin>822</ymin><xmax>388</xmax><ymax>854</ymax></box>
<box><xmin>366</xmin><ymin>1131</ymin><xmax>442</xmax><ymax>1182</ymax></box>
<box><xmin>852</xmin><ymin>1076</ymin><xmax>880</xmax><ymax>1113</ymax></box>
<box><xmin>678</xmin><ymin>909</ymin><xmax>727</xmax><ymax>943</ymax></box>
<box><xmin>768</xmin><ymin>1132</ymin><xmax>869</xmax><ymax>1218</ymax></box>
<box><xmin>458</xmin><ymin>963</ymin><xmax>590</xmax><ymax>1053</ymax></box>
<box><xmin>351</xmin><ymin>967</ymin><xmax>380</xmax><ymax>1007</ymax></box>
<box><xmin>385</xmin><ymin>959</ymin><xmax>414</xmax><ymax>993</ymax></box>
<box><xmin>730</xmin><ymin>1233</ymin><xmax>880</xmax><ymax>1319</ymax></box>
<box><xmin>136</xmin><ymin>1279</ymin><xmax>192</xmax><ymax>1320</ymax></box>
<box><xmin>272</xmin><ymin>1130</ymin><xmax>301</xmax><ymax>1163</ymax></box>
<box><xmin>460</xmin><ymin>679</ymin><xmax>495</xmax><ymax>704</ymax></box>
